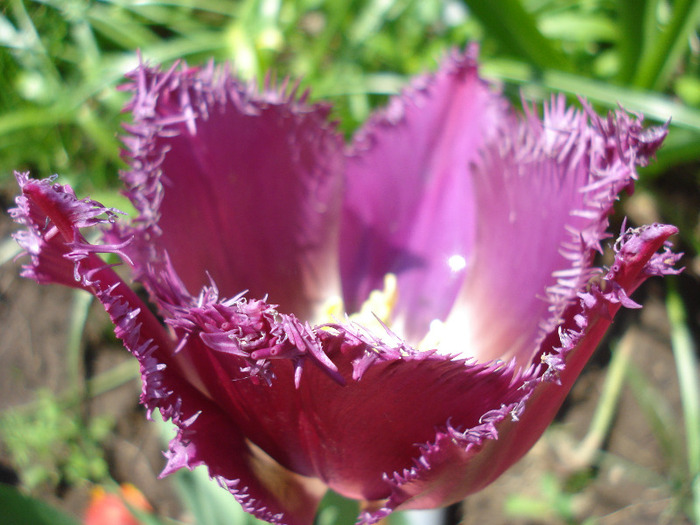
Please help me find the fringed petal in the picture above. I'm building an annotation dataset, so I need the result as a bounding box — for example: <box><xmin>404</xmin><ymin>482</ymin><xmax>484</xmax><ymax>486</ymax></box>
<box><xmin>340</xmin><ymin>46</ymin><xmax>510</xmax><ymax>343</ymax></box>
<box><xmin>440</xmin><ymin>98</ymin><xmax>669</xmax><ymax>366</ymax></box>
<box><xmin>11</xmin><ymin>173</ymin><xmax>181</xmax><ymax>428</ymax></box>
<box><xmin>357</xmin><ymin>223</ymin><xmax>680</xmax><ymax>523</ymax></box>
<box><xmin>173</xmin><ymin>311</ymin><xmax>534</xmax><ymax>504</ymax></box>
<box><xmin>10</xmin><ymin>173</ymin><xmax>328</xmax><ymax>525</ymax></box>
<box><xmin>116</xmin><ymin>60</ymin><xmax>345</xmax><ymax>320</ymax></box>
<box><xmin>11</xmin><ymin>172</ymin><xmax>126</xmax><ymax>288</ymax></box>
<box><xmin>156</xmin><ymin>366</ymin><xmax>327</xmax><ymax>525</ymax></box>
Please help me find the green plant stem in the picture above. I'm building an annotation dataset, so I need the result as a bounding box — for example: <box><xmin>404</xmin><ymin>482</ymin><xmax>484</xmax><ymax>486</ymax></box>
<box><xmin>572</xmin><ymin>332</ymin><xmax>634</xmax><ymax>468</ymax></box>
<box><xmin>86</xmin><ymin>359</ymin><xmax>140</xmax><ymax>398</ymax></box>
<box><xmin>666</xmin><ymin>283</ymin><xmax>700</xmax><ymax>523</ymax></box>
<box><xmin>67</xmin><ymin>291</ymin><xmax>92</xmax><ymax>395</ymax></box>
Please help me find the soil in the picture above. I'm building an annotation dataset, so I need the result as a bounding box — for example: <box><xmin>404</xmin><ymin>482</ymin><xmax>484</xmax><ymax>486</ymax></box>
<box><xmin>0</xmin><ymin>184</ymin><xmax>697</xmax><ymax>525</ymax></box>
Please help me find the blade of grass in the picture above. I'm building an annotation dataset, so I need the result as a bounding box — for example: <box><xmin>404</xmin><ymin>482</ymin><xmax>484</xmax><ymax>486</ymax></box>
<box><xmin>0</xmin><ymin>235</ymin><xmax>23</xmax><ymax>266</ymax></box>
<box><xmin>481</xmin><ymin>59</ymin><xmax>700</xmax><ymax>132</ymax></box>
<box><xmin>308</xmin><ymin>0</ymin><xmax>356</xmax><ymax>69</ymax></box>
<box><xmin>102</xmin><ymin>0</ymin><xmax>239</xmax><ymax>17</ymax></box>
<box><xmin>9</xmin><ymin>0</ymin><xmax>62</xmax><ymax>84</ymax></box>
<box><xmin>462</xmin><ymin>0</ymin><xmax>571</xmax><ymax>72</ymax></box>
<box><xmin>616</xmin><ymin>0</ymin><xmax>648</xmax><ymax>83</ymax></box>
<box><xmin>632</xmin><ymin>0</ymin><xmax>700</xmax><ymax>90</ymax></box>
<box><xmin>86</xmin><ymin>7</ymin><xmax>163</xmax><ymax>49</ymax></box>
<box><xmin>75</xmin><ymin>105</ymin><xmax>122</xmax><ymax>164</ymax></box>
<box><xmin>0</xmin><ymin>484</ymin><xmax>80</xmax><ymax>525</ymax></box>
<box><xmin>666</xmin><ymin>282</ymin><xmax>700</xmax><ymax>523</ymax></box>
<box><xmin>4</xmin><ymin>358</ymin><xmax>140</xmax><ymax>417</ymax></box>
<box><xmin>537</xmin><ymin>12</ymin><xmax>616</xmax><ymax>43</ymax></box>
<box><xmin>66</xmin><ymin>291</ymin><xmax>92</xmax><ymax>396</ymax></box>
<box><xmin>571</xmin><ymin>331</ymin><xmax>634</xmax><ymax>469</ymax></box>
<box><xmin>626</xmin><ymin>362</ymin><xmax>686</xmax><ymax>475</ymax></box>
<box><xmin>86</xmin><ymin>359</ymin><xmax>140</xmax><ymax>398</ymax></box>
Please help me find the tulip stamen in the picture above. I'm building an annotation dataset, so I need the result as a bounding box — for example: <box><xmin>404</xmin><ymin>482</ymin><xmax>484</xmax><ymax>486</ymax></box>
<box><xmin>317</xmin><ymin>273</ymin><xmax>400</xmax><ymax>341</ymax></box>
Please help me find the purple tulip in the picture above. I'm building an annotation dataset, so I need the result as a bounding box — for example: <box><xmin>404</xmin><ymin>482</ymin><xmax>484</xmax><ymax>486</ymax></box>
<box><xmin>11</xmin><ymin>48</ymin><xmax>681</xmax><ymax>525</ymax></box>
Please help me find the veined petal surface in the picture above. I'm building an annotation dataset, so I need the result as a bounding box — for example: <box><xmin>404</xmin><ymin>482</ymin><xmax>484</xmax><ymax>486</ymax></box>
<box><xmin>442</xmin><ymin>99</ymin><xmax>670</xmax><ymax>366</ymax></box>
<box><xmin>341</xmin><ymin>48</ymin><xmax>508</xmax><ymax>343</ymax></box>
<box><xmin>116</xmin><ymin>61</ymin><xmax>345</xmax><ymax>320</ymax></box>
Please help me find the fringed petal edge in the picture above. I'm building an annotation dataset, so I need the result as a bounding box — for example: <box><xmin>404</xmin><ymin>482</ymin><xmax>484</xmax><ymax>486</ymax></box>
<box><xmin>358</xmin><ymin>223</ymin><xmax>680</xmax><ymax>523</ymax></box>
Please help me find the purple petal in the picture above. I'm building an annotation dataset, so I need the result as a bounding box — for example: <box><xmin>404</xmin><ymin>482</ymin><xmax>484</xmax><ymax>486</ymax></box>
<box><xmin>358</xmin><ymin>223</ymin><xmax>680</xmax><ymax>522</ymax></box>
<box><xmin>340</xmin><ymin>47</ymin><xmax>509</xmax><ymax>342</ymax></box>
<box><xmin>172</xmin><ymin>311</ymin><xmax>532</xmax><ymax>503</ymax></box>
<box><xmin>157</xmin><ymin>362</ymin><xmax>328</xmax><ymax>525</ymax></box>
<box><xmin>116</xmin><ymin>61</ymin><xmax>345</xmax><ymax>320</ymax></box>
<box><xmin>11</xmin><ymin>172</ymin><xmax>126</xmax><ymax>288</ymax></box>
<box><xmin>441</xmin><ymin>98</ymin><xmax>669</xmax><ymax>366</ymax></box>
<box><xmin>11</xmin><ymin>173</ymin><xmax>328</xmax><ymax>524</ymax></box>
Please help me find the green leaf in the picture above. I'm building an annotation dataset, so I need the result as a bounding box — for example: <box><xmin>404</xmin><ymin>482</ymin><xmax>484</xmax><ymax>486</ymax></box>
<box><xmin>632</xmin><ymin>0</ymin><xmax>700</xmax><ymax>90</ymax></box>
<box><xmin>0</xmin><ymin>484</ymin><xmax>79</xmax><ymax>525</ymax></box>
<box><xmin>315</xmin><ymin>491</ymin><xmax>359</xmax><ymax>525</ymax></box>
<box><xmin>616</xmin><ymin>0</ymin><xmax>648</xmax><ymax>83</ymax></box>
<box><xmin>481</xmin><ymin>58</ymin><xmax>700</xmax><ymax>132</ymax></box>
<box><xmin>667</xmin><ymin>283</ymin><xmax>700</xmax><ymax>523</ymax></box>
<box><xmin>462</xmin><ymin>0</ymin><xmax>571</xmax><ymax>72</ymax></box>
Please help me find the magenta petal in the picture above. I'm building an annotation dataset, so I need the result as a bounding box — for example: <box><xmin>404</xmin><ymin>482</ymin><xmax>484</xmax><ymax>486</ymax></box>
<box><xmin>11</xmin><ymin>173</ymin><xmax>328</xmax><ymax>524</ymax></box>
<box><xmin>11</xmin><ymin>172</ymin><xmax>126</xmax><ymax>288</ymax></box>
<box><xmin>340</xmin><ymin>48</ymin><xmax>509</xmax><ymax>342</ymax></box>
<box><xmin>157</xmin><ymin>363</ymin><xmax>327</xmax><ymax>525</ymax></box>
<box><xmin>169</xmin><ymin>311</ymin><xmax>531</xmax><ymax>503</ymax></box>
<box><xmin>11</xmin><ymin>173</ymin><xmax>176</xmax><ymax>422</ymax></box>
<box><xmin>447</xmin><ymin>99</ymin><xmax>669</xmax><ymax>366</ymax></box>
<box><xmin>117</xmin><ymin>61</ymin><xmax>345</xmax><ymax>320</ymax></box>
<box><xmin>357</xmin><ymin>223</ymin><xmax>680</xmax><ymax>522</ymax></box>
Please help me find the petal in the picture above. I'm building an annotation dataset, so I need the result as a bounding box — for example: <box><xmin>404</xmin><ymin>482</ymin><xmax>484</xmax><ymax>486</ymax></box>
<box><xmin>10</xmin><ymin>173</ymin><xmax>177</xmax><ymax>421</ymax></box>
<box><xmin>157</xmin><ymin>364</ymin><xmax>328</xmax><ymax>525</ymax></box>
<box><xmin>357</xmin><ymin>223</ymin><xmax>680</xmax><ymax>523</ymax></box>
<box><xmin>11</xmin><ymin>174</ymin><xmax>327</xmax><ymax>525</ymax></box>
<box><xmin>439</xmin><ymin>99</ymin><xmax>669</xmax><ymax>365</ymax></box>
<box><xmin>11</xmin><ymin>172</ymin><xmax>127</xmax><ymax>288</ymax></box>
<box><xmin>340</xmin><ymin>47</ymin><xmax>509</xmax><ymax>343</ymax></box>
<box><xmin>178</xmin><ymin>308</ymin><xmax>533</xmax><ymax>503</ymax></box>
<box><xmin>116</xmin><ymin>61</ymin><xmax>345</xmax><ymax>320</ymax></box>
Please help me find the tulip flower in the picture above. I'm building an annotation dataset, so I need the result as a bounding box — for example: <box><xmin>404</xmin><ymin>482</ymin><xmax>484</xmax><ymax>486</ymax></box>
<box><xmin>11</xmin><ymin>48</ymin><xmax>681</xmax><ymax>525</ymax></box>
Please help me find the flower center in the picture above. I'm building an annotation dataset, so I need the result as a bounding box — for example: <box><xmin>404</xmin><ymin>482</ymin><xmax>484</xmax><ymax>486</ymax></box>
<box><xmin>317</xmin><ymin>274</ymin><xmax>457</xmax><ymax>353</ymax></box>
<box><xmin>316</xmin><ymin>273</ymin><xmax>399</xmax><ymax>336</ymax></box>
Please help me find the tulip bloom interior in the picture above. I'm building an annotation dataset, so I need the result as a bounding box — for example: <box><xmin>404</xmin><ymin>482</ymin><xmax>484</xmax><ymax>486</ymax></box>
<box><xmin>11</xmin><ymin>49</ymin><xmax>681</xmax><ymax>525</ymax></box>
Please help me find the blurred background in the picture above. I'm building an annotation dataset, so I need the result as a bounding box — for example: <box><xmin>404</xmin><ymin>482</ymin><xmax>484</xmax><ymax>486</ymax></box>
<box><xmin>0</xmin><ymin>0</ymin><xmax>698</xmax><ymax>524</ymax></box>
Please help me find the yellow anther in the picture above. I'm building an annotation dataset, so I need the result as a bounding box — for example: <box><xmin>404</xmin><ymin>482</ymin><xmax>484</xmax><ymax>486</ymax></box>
<box><xmin>351</xmin><ymin>273</ymin><xmax>398</xmax><ymax>326</ymax></box>
<box><xmin>314</xmin><ymin>274</ymin><xmax>400</xmax><ymax>341</ymax></box>
<box><xmin>316</xmin><ymin>294</ymin><xmax>346</xmax><ymax>324</ymax></box>
<box><xmin>418</xmin><ymin>318</ymin><xmax>445</xmax><ymax>351</ymax></box>
<box><xmin>345</xmin><ymin>273</ymin><xmax>399</xmax><ymax>338</ymax></box>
